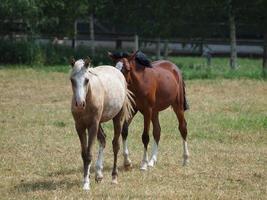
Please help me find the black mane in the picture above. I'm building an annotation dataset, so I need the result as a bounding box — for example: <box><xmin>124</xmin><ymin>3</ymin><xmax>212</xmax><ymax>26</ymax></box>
<box><xmin>111</xmin><ymin>51</ymin><xmax>152</xmax><ymax>68</ymax></box>
<box><xmin>135</xmin><ymin>51</ymin><xmax>152</xmax><ymax>68</ymax></box>
<box><xmin>111</xmin><ymin>51</ymin><xmax>129</xmax><ymax>59</ymax></box>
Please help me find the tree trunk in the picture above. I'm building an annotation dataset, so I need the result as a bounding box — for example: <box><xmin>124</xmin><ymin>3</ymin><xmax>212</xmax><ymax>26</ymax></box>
<box><xmin>156</xmin><ymin>37</ymin><xmax>161</xmax><ymax>60</ymax></box>
<box><xmin>73</xmin><ymin>20</ymin><xmax>77</xmax><ymax>49</ymax></box>
<box><xmin>229</xmin><ymin>3</ymin><xmax>237</xmax><ymax>69</ymax></box>
<box><xmin>134</xmin><ymin>34</ymin><xmax>139</xmax><ymax>52</ymax></box>
<box><xmin>90</xmin><ymin>14</ymin><xmax>95</xmax><ymax>56</ymax></box>
<box><xmin>263</xmin><ymin>31</ymin><xmax>267</xmax><ymax>78</ymax></box>
<box><xmin>115</xmin><ymin>39</ymin><xmax>122</xmax><ymax>49</ymax></box>
<box><xmin>163</xmin><ymin>40</ymin><xmax>169</xmax><ymax>59</ymax></box>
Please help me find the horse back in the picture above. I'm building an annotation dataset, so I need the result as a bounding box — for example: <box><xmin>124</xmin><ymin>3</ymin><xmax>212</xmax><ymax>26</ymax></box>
<box><xmin>146</xmin><ymin>60</ymin><xmax>185</xmax><ymax>111</ymax></box>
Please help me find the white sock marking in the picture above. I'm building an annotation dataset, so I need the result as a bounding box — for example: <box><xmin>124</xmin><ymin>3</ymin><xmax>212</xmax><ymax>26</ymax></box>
<box><xmin>148</xmin><ymin>141</ymin><xmax>158</xmax><ymax>167</ymax></box>
<box><xmin>95</xmin><ymin>143</ymin><xmax>104</xmax><ymax>178</ymax></box>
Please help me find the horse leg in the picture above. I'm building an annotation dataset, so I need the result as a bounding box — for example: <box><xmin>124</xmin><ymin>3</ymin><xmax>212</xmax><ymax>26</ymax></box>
<box><xmin>121</xmin><ymin>109</ymin><xmax>137</xmax><ymax>169</ymax></box>
<box><xmin>75</xmin><ymin>123</ymin><xmax>89</xmax><ymax>190</ymax></box>
<box><xmin>172</xmin><ymin>106</ymin><xmax>189</xmax><ymax>166</ymax></box>
<box><xmin>140</xmin><ymin>108</ymin><xmax>152</xmax><ymax>171</ymax></box>
<box><xmin>82</xmin><ymin>121</ymin><xmax>99</xmax><ymax>190</ymax></box>
<box><xmin>111</xmin><ymin>111</ymin><xmax>123</xmax><ymax>184</ymax></box>
<box><xmin>148</xmin><ymin>112</ymin><xmax>161</xmax><ymax>167</ymax></box>
<box><xmin>95</xmin><ymin>124</ymin><xmax>106</xmax><ymax>182</ymax></box>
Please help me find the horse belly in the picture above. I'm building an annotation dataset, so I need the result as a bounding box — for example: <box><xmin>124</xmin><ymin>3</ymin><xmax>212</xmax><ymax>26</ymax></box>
<box><xmin>100</xmin><ymin>81</ymin><xmax>125</xmax><ymax>122</ymax></box>
<box><xmin>155</xmin><ymin>74</ymin><xmax>178</xmax><ymax>111</ymax></box>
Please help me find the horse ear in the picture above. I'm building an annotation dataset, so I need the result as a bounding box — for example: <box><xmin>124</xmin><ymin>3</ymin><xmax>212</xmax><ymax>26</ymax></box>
<box><xmin>70</xmin><ymin>57</ymin><xmax>75</xmax><ymax>67</ymax></box>
<box><xmin>107</xmin><ymin>51</ymin><xmax>115</xmax><ymax>60</ymax></box>
<box><xmin>108</xmin><ymin>51</ymin><xmax>113</xmax><ymax>58</ymax></box>
<box><xmin>84</xmin><ymin>57</ymin><xmax>91</xmax><ymax>68</ymax></box>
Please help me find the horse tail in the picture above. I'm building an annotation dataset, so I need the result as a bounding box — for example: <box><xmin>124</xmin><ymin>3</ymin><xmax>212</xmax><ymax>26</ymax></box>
<box><xmin>182</xmin><ymin>79</ymin><xmax>189</xmax><ymax>111</ymax></box>
<box><xmin>122</xmin><ymin>88</ymin><xmax>135</xmax><ymax>123</ymax></box>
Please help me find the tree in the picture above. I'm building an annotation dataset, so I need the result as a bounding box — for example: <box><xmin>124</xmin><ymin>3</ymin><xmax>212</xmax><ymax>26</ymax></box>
<box><xmin>239</xmin><ymin>0</ymin><xmax>267</xmax><ymax>77</ymax></box>
<box><xmin>0</xmin><ymin>0</ymin><xmax>39</xmax><ymax>38</ymax></box>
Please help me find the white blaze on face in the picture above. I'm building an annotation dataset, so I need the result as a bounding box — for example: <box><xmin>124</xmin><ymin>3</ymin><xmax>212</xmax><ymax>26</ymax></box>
<box><xmin>74</xmin><ymin>73</ymin><xmax>86</xmax><ymax>105</ymax></box>
<box><xmin>71</xmin><ymin>60</ymin><xmax>89</xmax><ymax>107</ymax></box>
<box><xmin>115</xmin><ymin>61</ymin><xmax>123</xmax><ymax>71</ymax></box>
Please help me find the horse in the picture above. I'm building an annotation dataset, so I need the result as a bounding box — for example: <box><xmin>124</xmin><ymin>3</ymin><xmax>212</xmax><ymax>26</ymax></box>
<box><xmin>69</xmin><ymin>57</ymin><xmax>134</xmax><ymax>190</ymax></box>
<box><xmin>108</xmin><ymin>51</ymin><xmax>189</xmax><ymax>170</ymax></box>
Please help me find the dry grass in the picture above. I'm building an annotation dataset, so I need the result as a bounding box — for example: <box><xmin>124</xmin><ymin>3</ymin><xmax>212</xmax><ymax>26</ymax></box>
<box><xmin>0</xmin><ymin>68</ymin><xmax>266</xmax><ymax>199</ymax></box>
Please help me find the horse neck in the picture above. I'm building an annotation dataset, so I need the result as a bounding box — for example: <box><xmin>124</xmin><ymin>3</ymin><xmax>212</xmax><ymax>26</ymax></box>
<box><xmin>85</xmin><ymin>82</ymin><xmax>93</xmax><ymax>102</ymax></box>
<box><xmin>128</xmin><ymin>66</ymin><xmax>144</xmax><ymax>91</ymax></box>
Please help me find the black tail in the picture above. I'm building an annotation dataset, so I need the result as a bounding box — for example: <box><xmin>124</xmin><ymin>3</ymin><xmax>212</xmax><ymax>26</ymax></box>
<box><xmin>183</xmin><ymin>80</ymin><xmax>189</xmax><ymax>111</ymax></box>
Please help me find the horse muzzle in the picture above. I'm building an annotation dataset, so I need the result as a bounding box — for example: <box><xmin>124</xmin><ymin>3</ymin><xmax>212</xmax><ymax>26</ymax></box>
<box><xmin>75</xmin><ymin>100</ymin><xmax>86</xmax><ymax>110</ymax></box>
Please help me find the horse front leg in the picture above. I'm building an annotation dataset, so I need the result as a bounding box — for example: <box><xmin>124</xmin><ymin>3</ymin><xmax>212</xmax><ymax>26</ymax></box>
<box><xmin>148</xmin><ymin>112</ymin><xmax>161</xmax><ymax>168</ymax></box>
<box><xmin>75</xmin><ymin>123</ymin><xmax>89</xmax><ymax>190</ymax></box>
<box><xmin>140</xmin><ymin>108</ymin><xmax>152</xmax><ymax>171</ymax></box>
<box><xmin>95</xmin><ymin>125</ymin><xmax>106</xmax><ymax>182</ymax></box>
<box><xmin>83</xmin><ymin>121</ymin><xmax>99</xmax><ymax>190</ymax></box>
<box><xmin>121</xmin><ymin>109</ymin><xmax>137</xmax><ymax>169</ymax></box>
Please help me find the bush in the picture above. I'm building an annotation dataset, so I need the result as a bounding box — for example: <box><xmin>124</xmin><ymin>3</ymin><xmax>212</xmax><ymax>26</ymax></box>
<box><xmin>0</xmin><ymin>39</ymin><xmax>112</xmax><ymax>66</ymax></box>
<box><xmin>0</xmin><ymin>40</ymin><xmax>43</xmax><ymax>65</ymax></box>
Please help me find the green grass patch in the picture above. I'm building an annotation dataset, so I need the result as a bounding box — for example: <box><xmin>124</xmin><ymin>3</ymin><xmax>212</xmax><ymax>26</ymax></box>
<box><xmin>1</xmin><ymin>56</ymin><xmax>265</xmax><ymax>79</ymax></box>
<box><xmin>170</xmin><ymin>56</ymin><xmax>264</xmax><ymax>79</ymax></box>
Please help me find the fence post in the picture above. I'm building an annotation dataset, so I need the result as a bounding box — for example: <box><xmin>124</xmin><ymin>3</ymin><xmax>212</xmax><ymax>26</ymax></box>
<box><xmin>134</xmin><ymin>34</ymin><xmax>139</xmax><ymax>51</ymax></box>
<box><xmin>90</xmin><ymin>14</ymin><xmax>95</xmax><ymax>57</ymax></box>
<box><xmin>163</xmin><ymin>39</ymin><xmax>169</xmax><ymax>59</ymax></box>
<box><xmin>73</xmin><ymin>20</ymin><xmax>77</xmax><ymax>49</ymax></box>
<box><xmin>156</xmin><ymin>37</ymin><xmax>161</xmax><ymax>59</ymax></box>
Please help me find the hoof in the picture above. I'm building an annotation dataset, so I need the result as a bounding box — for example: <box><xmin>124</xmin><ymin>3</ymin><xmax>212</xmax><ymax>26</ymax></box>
<box><xmin>148</xmin><ymin>159</ymin><xmax>156</xmax><ymax>168</ymax></box>
<box><xmin>111</xmin><ymin>176</ymin><xmax>118</xmax><ymax>184</ymax></box>
<box><xmin>124</xmin><ymin>162</ymin><xmax>132</xmax><ymax>171</ymax></box>
<box><xmin>183</xmin><ymin>159</ymin><xmax>189</xmax><ymax>166</ymax></box>
<box><xmin>95</xmin><ymin>175</ymin><xmax>103</xmax><ymax>183</ymax></box>
<box><xmin>83</xmin><ymin>182</ymin><xmax>90</xmax><ymax>190</ymax></box>
<box><xmin>140</xmin><ymin>161</ymin><xmax>148</xmax><ymax>171</ymax></box>
<box><xmin>183</xmin><ymin>154</ymin><xmax>189</xmax><ymax>166</ymax></box>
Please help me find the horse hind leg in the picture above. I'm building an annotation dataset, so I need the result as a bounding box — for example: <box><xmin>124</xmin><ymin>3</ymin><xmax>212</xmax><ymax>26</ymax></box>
<box><xmin>148</xmin><ymin>112</ymin><xmax>161</xmax><ymax>168</ymax></box>
<box><xmin>111</xmin><ymin>110</ymin><xmax>124</xmax><ymax>184</ymax></box>
<box><xmin>172</xmin><ymin>104</ymin><xmax>189</xmax><ymax>166</ymax></box>
<box><xmin>95</xmin><ymin>125</ymin><xmax>106</xmax><ymax>183</ymax></box>
<box><xmin>121</xmin><ymin>110</ymin><xmax>137</xmax><ymax>170</ymax></box>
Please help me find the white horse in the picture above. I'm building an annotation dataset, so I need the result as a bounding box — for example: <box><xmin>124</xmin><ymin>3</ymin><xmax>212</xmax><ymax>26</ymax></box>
<box><xmin>70</xmin><ymin>58</ymin><xmax>134</xmax><ymax>190</ymax></box>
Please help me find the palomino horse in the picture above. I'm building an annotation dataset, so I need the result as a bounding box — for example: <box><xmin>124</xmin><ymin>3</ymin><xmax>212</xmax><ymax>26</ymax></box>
<box><xmin>109</xmin><ymin>51</ymin><xmax>189</xmax><ymax>170</ymax></box>
<box><xmin>70</xmin><ymin>58</ymin><xmax>133</xmax><ymax>190</ymax></box>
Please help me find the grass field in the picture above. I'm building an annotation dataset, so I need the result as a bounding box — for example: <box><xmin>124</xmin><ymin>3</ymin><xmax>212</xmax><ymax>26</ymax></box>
<box><xmin>0</xmin><ymin>67</ymin><xmax>266</xmax><ymax>199</ymax></box>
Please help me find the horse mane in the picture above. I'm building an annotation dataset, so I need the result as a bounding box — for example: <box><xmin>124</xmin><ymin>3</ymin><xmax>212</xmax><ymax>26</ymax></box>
<box><xmin>135</xmin><ymin>51</ymin><xmax>152</xmax><ymax>68</ymax></box>
<box><xmin>70</xmin><ymin>59</ymin><xmax>96</xmax><ymax>78</ymax></box>
<box><xmin>111</xmin><ymin>52</ymin><xmax>129</xmax><ymax>59</ymax></box>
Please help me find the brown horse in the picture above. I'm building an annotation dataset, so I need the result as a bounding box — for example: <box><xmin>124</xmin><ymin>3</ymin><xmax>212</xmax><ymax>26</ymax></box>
<box><xmin>109</xmin><ymin>51</ymin><xmax>189</xmax><ymax>170</ymax></box>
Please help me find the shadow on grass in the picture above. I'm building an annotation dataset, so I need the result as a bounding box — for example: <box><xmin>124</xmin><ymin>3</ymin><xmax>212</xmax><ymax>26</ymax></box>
<box><xmin>14</xmin><ymin>179</ymin><xmax>80</xmax><ymax>192</ymax></box>
<box><xmin>14</xmin><ymin>163</ymin><xmax>139</xmax><ymax>193</ymax></box>
<box><xmin>47</xmin><ymin>163</ymin><xmax>139</xmax><ymax>177</ymax></box>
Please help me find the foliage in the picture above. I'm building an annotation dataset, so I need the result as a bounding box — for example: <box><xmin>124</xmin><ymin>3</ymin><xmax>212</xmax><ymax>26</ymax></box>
<box><xmin>0</xmin><ymin>40</ymin><xmax>111</xmax><ymax>66</ymax></box>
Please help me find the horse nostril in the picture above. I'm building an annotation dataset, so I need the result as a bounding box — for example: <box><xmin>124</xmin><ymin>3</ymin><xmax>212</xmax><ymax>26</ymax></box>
<box><xmin>82</xmin><ymin>101</ymin><xmax>86</xmax><ymax>108</ymax></box>
<box><xmin>75</xmin><ymin>101</ymin><xmax>78</xmax><ymax>107</ymax></box>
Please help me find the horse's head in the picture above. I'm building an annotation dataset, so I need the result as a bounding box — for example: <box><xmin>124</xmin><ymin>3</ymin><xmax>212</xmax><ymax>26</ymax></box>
<box><xmin>70</xmin><ymin>57</ymin><xmax>92</xmax><ymax>110</ymax></box>
<box><xmin>108</xmin><ymin>51</ymin><xmax>139</xmax><ymax>82</ymax></box>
